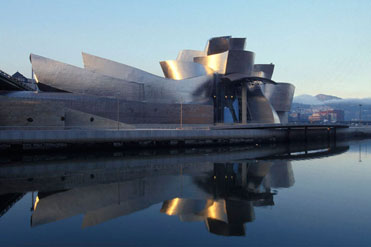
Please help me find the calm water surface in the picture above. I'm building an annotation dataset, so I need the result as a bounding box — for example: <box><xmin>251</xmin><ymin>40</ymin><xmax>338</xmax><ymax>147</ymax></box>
<box><xmin>0</xmin><ymin>140</ymin><xmax>370</xmax><ymax>246</ymax></box>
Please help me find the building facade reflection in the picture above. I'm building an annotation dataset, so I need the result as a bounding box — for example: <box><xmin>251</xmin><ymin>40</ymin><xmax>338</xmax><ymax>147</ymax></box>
<box><xmin>0</xmin><ymin>142</ymin><xmax>349</xmax><ymax>236</ymax></box>
<box><xmin>161</xmin><ymin>160</ymin><xmax>293</xmax><ymax>236</ymax></box>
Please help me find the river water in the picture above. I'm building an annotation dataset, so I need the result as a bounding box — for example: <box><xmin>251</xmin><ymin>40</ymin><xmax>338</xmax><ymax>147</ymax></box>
<box><xmin>0</xmin><ymin>140</ymin><xmax>370</xmax><ymax>246</ymax></box>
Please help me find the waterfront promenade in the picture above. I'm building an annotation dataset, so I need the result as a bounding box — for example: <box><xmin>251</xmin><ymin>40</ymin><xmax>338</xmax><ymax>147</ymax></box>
<box><xmin>0</xmin><ymin>123</ymin><xmax>355</xmax><ymax>151</ymax></box>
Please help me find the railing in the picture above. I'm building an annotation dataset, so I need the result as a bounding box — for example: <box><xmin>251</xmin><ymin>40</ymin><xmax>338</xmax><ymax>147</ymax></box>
<box><xmin>0</xmin><ymin>70</ymin><xmax>13</xmax><ymax>80</ymax></box>
<box><xmin>0</xmin><ymin>124</ymin><xmax>213</xmax><ymax>131</ymax></box>
<box><xmin>0</xmin><ymin>69</ymin><xmax>36</xmax><ymax>91</ymax></box>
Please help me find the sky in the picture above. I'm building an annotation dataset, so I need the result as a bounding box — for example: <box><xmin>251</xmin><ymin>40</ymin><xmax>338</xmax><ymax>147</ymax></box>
<box><xmin>1</xmin><ymin>0</ymin><xmax>371</xmax><ymax>98</ymax></box>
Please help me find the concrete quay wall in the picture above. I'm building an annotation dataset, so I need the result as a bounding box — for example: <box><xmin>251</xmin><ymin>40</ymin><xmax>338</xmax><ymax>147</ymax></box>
<box><xmin>0</xmin><ymin>128</ymin><xmax>286</xmax><ymax>145</ymax></box>
<box><xmin>0</xmin><ymin>125</ymin><xmax>354</xmax><ymax>150</ymax></box>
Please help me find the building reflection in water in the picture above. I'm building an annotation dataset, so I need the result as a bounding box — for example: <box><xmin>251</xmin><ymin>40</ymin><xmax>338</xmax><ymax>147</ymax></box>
<box><xmin>0</xmin><ymin>142</ymin><xmax>349</xmax><ymax>236</ymax></box>
<box><xmin>161</xmin><ymin>160</ymin><xmax>293</xmax><ymax>236</ymax></box>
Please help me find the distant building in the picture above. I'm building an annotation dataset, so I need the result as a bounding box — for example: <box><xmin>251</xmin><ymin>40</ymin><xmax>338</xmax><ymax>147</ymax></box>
<box><xmin>308</xmin><ymin>109</ymin><xmax>344</xmax><ymax>123</ymax></box>
<box><xmin>308</xmin><ymin>112</ymin><xmax>321</xmax><ymax>123</ymax></box>
<box><xmin>11</xmin><ymin>71</ymin><xmax>37</xmax><ymax>90</ymax></box>
<box><xmin>12</xmin><ymin>71</ymin><xmax>34</xmax><ymax>84</ymax></box>
<box><xmin>329</xmin><ymin>109</ymin><xmax>344</xmax><ymax>122</ymax></box>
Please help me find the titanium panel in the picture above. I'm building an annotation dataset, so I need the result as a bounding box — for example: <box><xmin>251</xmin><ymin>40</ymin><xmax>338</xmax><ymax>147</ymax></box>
<box><xmin>205</xmin><ymin>36</ymin><xmax>231</xmax><ymax>55</ymax></box>
<box><xmin>82</xmin><ymin>53</ymin><xmax>214</xmax><ymax>104</ymax></box>
<box><xmin>276</xmin><ymin>111</ymin><xmax>289</xmax><ymax>124</ymax></box>
<box><xmin>246</xmin><ymin>83</ymin><xmax>280</xmax><ymax>124</ymax></box>
<box><xmin>225</xmin><ymin>50</ymin><xmax>255</xmax><ymax>75</ymax></box>
<box><xmin>222</xmin><ymin>73</ymin><xmax>276</xmax><ymax>84</ymax></box>
<box><xmin>194</xmin><ymin>51</ymin><xmax>229</xmax><ymax>74</ymax></box>
<box><xmin>30</xmin><ymin>54</ymin><xmax>144</xmax><ymax>101</ymax></box>
<box><xmin>229</xmin><ymin>38</ymin><xmax>246</xmax><ymax>50</ymax></box>
<box><xmin>159</xmin><ymin>60</ymin><xmax>213</xmax><ymax>80</ymax></box>
<box><xmin>1</xmin><ymin>91</ymin><xmax>213</xmax><ymax>124</ymax></box>
<box><xmin>205</xmin><ymin>37</ymin><xmax>246</xmax><ymax>55</ymax></box>
<box><xmin>194</xmin><ymin>50</ymin><xmax>255</xmax><ymax>75</ymax></box>
<box><xmin>176</xmin><ymin>50</ymin><xmax>206</xmax><ymax>62</ymax></box>
<box><xmin>263</xmin><ymin>83</ymin><xmax>295</xmax><ymax>112</ymax></box>
<box><xmin>6</xmin><ymin>35</ymin><xmax>295</xmax><ymax>126</ymax></box>
<box><xmin>253</xmin><ymin>64</ymin><xmax>275</xmax><ymax>79</ymax></box>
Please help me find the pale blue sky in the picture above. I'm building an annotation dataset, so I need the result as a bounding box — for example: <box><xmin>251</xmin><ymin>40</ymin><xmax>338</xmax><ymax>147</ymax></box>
<box><xmin>1</xmin><ymin>0</ymin><xmax>371</xmax><ymax>98</ymax></box>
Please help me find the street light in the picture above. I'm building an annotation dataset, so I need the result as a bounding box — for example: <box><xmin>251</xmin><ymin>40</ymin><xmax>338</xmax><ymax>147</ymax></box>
<box><xmin>180</xmin><ymin>101</ymin><xmax>183</xmax><ymax>129</ymax></box>
<box><xmin>359</xmin><ymin>104</ymin><xmax>362</xmax><ymax>126</ymax></box>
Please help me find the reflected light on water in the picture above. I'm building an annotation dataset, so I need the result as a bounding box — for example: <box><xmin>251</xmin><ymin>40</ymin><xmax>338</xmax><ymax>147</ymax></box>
<box><xmin>33</xmin><ymin>196</ymin><xmax>39</xmax><ymax>211</ymax></box>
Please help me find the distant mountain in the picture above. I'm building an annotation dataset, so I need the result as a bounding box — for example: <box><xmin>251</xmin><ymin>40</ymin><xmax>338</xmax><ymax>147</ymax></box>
<box><xmin>326</xmin><ymin>98</ymin><xmax>371</xmax><ymax>105</ymax></box>
<box><xmin>292</xmin><ymin>94</ymin><xmax>371</xmax><ymax>121</ymax></box>
<box><xmin>293</xmin><ymin>94</ymin><xmax>371</xmax><ymax>105</ymax></box>
<box><xmin>293</xmin><ymin>94</ymin><xmax>323</xmax><ymax>105</ymax></box>
<box><xmin>315</xmin><ymin>94</ymin><xmax>342</xmax><ymax>102</ymax></box>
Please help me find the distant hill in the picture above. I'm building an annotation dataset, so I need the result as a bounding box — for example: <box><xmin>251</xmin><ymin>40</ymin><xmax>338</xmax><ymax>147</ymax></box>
<box><xmin>315</xmin><ymin>94</ymin><xmax>342</xmax><ymax>102</ymax></box>
<box><xmin>292</xmin><ymin>94</ymin><xmax>371</xmax><ymax>121</ymax></box>
<box><xmin>293</xmin><ymin>94</ymin><xmax>323</xmax><ymax>105</ymax></box>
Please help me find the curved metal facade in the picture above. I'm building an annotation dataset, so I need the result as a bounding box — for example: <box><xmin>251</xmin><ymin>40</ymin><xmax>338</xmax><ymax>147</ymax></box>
<box><xmin>205</xmin><ymin>36</ymin><xmax>246</xmax><ymax>55</ymax></box>
<box><xmin>253</xmin><ymin>64</ymin><xmax>275</xmax><ymax>79</ymax></box>
<box><xmin>0</xmin><ymin>35</ymin><xmax>296</xmax><ymax>127</ymax></box>
<box><xmin>81</xmin><ymin>52</ymin><xmax>214</xmax><ymax>104</ymax></box>
<box><xmin>31</xmin><ymin>54</ymin><xmax>145</xmax><ymax>101</ymax></box>
<box><xmin>246</xmin><ymin>83</ymin><xmax>281</xmax><ymax>123</ymax></box>
<box><xmin>176</xmin><ymin>50</ymin><xmax>206</xmax><ymax>62</ymax></box>
<box><xmin>159</xmin><ymin>60</ymin><xmax>212</xmax><ymax>80</ymax></box>
<box><xmin>263</xmin><ymin>83</ymin><xmax>295</xmax><ymax>123</ymax></box>
<box><xmin>1</xmin><ymin>91</ymin><xmax>213</xmax><ymax>125</ymax></box>
<box><xmin>194</xmin><ymin>50</ymin><xmax>255</xmax><ymax>75</ymax></box>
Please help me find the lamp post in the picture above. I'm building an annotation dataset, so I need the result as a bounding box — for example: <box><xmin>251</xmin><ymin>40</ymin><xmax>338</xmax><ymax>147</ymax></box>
<box><xmin>179</xmin><ymin>97</ymin><xmax>183</xmax><ymax>129</ymax></box>
<box><xmin>359</xmin><ymin>104</ymin><xmax>362</xmax><ymax>126</ymax></box>
<box><xmin>117</xmin><ymin>97</ymin><xmax>120</xmax><ymax>130</ymax></box>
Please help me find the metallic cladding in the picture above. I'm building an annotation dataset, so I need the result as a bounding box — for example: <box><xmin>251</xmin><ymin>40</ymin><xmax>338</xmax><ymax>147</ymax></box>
<box><xmin>205</xmin><ymin>36</ymin><xmax>246</xmax><ymax>55</ymax></box>
<box><xmin>205</xmin><ymin>36</ymin><xmax>231</xmax><ymax>55</ymax></box>
<box><xmin>82</xmin><ymin>52</ymin><xmax>214</xmax><ymax>104</ymax></box>
<box><xmin>263</xmin><ymin>83</ymin><xmax>295</xmax><ymax>112</ymax></box>
<box><xmin>194</xmin><ymin>51</ymin><xmax>229</xmax><ymax>74</ymax></box>
<box><xmin>30</xmin><ymin>54</ymin><xmax>145</xmax><ymax>101</ymax></box>
<box><xmin>194</xmin><ymin>50</ymin><xmax>255</xmax><ymax>75</ymax></box>
<box><xmin>176</xmin><ymin>50</ymin><xmax>206</xmax><ymax>62</ymax></box>
<box><xmin>229</xmin><ymin>38</ymin><xmax>246</xmax><ymax>50</ymax></box>
<box><xmin>159</xmin><ymin>60</ymin><xmax>213</xmax><ymax>80</ymax></box>
<box><xmin>253</xmin><ymin>64</ymin><xmax>275</xmax><ymax>79</ymax></box>
<box><xmin>1</xmin><ymin>91</ymin><xmax>214</xmax><ymax>124</ymax></box>
<box><xmin>246</xmin><ymin>83</ymin><xmax>280</xmax><ymax>124</ymax></box>
<box><xmin>7</xmin><ymin>35</ymin><xmax>295</xmax><ymax>126</ymax></box>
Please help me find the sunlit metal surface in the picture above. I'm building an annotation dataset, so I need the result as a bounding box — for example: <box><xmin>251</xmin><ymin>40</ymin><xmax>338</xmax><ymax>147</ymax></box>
<box><xmin>30</xmin><ymin>54</ymin><xmax>144</xmax><ymax>101</ymax></box>
<box><xmin>194</xmin><ymin>51</ymin><xmax>228</xmax><ymax>73</ymax></box>
<box><xmin>194</xmin><ymin>50</ymin><xmax>255</xmax><ymax>75</ymax></box>
<box><xmin>205</xmin><ymin>200</ymin><xmax>228</xmax><ymax>222</ymax></box>
<box><xmin>161</xmin><ymin>198</ymin><xmax>209</xmax><ymax>216</ymax></box>
<box><xmin>159</xmin><ymin>60</ymin><xmax>213</xmax><ymax>80</ymax></box>
<box><xmin>2</xmin><ymin>35</ymin><xmax>296</xmax><ymax>126</ymax></box>
<box><xmin>82</xmin><ymin>52</ymin><xmax>214</xmax><ymax>104</ymax></box>
<box><xmin>176</xmin><ymin>50</ymin><xmax>206</xmax><ymax>62</ymax></box>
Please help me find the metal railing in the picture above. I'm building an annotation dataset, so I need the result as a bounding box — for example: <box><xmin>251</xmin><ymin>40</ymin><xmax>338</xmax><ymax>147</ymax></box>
<box><xmin>0</xmin><ymin>69</ymin><xmax>36</xmax><ymax>91</ymax></box>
